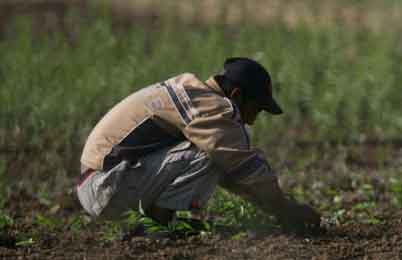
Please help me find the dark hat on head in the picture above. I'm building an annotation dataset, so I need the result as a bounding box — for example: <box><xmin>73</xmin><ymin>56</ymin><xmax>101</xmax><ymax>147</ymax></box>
<box><xmin>223</xmin><ymin>57</ymin><xmax>283</xmax><ymax>115</ymax></box>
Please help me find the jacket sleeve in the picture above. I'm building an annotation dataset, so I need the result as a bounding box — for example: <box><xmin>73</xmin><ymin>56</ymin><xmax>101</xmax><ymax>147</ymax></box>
<box><xmin>182</xmin><ymin>98</ymin><xmax>276</xmax><ymax>183</ymax></box>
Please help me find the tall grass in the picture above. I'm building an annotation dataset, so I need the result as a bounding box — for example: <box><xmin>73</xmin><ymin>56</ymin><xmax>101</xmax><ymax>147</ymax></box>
<box><xmin>1</xmin><ymin>15</ymin><xmax>401</xmax><ymax>183</ymax></box>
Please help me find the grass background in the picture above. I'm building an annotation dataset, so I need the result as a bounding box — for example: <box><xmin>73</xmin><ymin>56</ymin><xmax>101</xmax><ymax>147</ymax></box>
<box><xmin>1</xmin><ymin>11</ymin><xmax>401</xmax><ymax>149</ymax></box>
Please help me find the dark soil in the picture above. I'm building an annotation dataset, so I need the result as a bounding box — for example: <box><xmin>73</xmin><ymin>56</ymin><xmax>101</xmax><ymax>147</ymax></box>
<box><xmin>1</xmin><ymin>143</ymin><xmax>402</xmax><ymax>260</ymax></box>
<box><xmin>1</xmin><ymin>211</ymin><xmax>402</xmax><ymax>260</ymax></box>
<box><xmin>0</xmin><ymin>186</ymin><xmax>401</xmax><ymax>260</ymax></box>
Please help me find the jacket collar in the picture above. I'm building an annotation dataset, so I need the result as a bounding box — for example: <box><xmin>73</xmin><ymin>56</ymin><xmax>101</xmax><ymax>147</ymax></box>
<box><xmin>205</xmin><ymin>77</ymin><xmax>225</xmax><ymax>97</ymax></box>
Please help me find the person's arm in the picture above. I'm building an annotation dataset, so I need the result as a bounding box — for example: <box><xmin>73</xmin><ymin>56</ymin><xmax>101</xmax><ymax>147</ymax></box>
<box><xmin>220</xmin><ymin>170</ymin><xmax>321</xmax><ymax>234</ymax></box>
<box><xmin>183</xmin><ymin>99</ymin><xmax>321</xmax><ymax>233</ymax></box>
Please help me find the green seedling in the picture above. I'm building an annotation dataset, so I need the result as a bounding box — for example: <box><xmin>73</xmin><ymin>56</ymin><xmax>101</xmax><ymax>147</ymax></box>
<box><xmin>15</xmin><ymin>238</ymin><xmax>34</xmax><ymax>247</ymax></box>
<box><xmin>34</xmin><ymin>213</ymin><xmax>63</xmax><ymax>231</ymax></box>
<box><xmin>0</xmin><ymin>210</ymin><xmax>13</xmax><ymax>231</ymax></box>
<box><xmin>99</xmin><ymin>221</ymin><xmax>122</xmax><ymax>242</ymax></box>
<box><xmin>390</xmin><ymin>177</ymin><xmax>402</xmax><ymax>207</ymax></box>
<box><xmin>68</xmin><ymin>214</ymin><xmax>91</xmax><ymax>234</ymax></box>
<box><xmin>329</xmin><ymin>209</ymin><xmax>346</xmax><ymax>225</ymax></box>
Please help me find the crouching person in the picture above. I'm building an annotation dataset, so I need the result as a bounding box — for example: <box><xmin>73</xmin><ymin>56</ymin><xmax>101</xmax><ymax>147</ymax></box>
<box><xmin>76</xmin><ymin>57</ymin><xmax>321</xmax><ymax>232</ymax></box>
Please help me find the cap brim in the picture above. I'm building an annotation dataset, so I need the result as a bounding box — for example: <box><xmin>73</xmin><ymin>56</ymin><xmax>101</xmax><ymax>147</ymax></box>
<box><xmin>261</xmin><ymin>98</ymin><xmax>283</xmax><ymax>115</ymax></box>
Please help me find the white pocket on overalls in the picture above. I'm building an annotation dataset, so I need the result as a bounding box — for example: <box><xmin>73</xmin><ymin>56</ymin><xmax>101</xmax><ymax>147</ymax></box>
<box><xmin>166</xmin><ymin>141</ymin><xmax>193</xmax><ymax>163</ymax></box>
<box><xmin>91</xmin><ymin>161</ymin><xmax>129</xmax><ymax>216</ymax></box>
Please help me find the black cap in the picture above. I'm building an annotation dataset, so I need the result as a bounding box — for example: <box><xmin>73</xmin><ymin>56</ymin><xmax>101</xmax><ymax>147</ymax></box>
<box><xmin>223</xmin><ymin>57</ymin><xmax>283</xmax><ymax>115</ymax></box>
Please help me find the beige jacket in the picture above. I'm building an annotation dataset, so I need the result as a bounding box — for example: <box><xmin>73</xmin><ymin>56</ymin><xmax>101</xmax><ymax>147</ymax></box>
<box><xmin>81</xmin><ymin>73</ymin><xmax>273</xmax><ymax>181</ymax></box>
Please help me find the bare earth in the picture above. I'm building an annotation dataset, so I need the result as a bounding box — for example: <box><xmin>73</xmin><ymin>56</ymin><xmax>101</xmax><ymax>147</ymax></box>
<box><xmin>1</xmin><ymin>143</ymin><xmax>402</xmax><ymax>260</ymax></box>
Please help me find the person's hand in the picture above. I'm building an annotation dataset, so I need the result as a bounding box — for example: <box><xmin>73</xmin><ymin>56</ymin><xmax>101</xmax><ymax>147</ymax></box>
<box><xmin>277</xmin><ymin>198</ymin><xmax>322</xmax><ymax>234</ymax></box>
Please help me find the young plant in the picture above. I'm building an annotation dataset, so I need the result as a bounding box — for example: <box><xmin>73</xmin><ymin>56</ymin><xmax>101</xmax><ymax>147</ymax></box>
<box><xmin>390</xmin><ymin>177</ymin><xmax>402</xmax><ymax>208</ymax></box>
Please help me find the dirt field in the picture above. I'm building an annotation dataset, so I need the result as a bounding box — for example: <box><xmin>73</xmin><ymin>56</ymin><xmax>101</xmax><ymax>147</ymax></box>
<box><xmin>0</xmin><ymin>194</ymin><xmax>401</xmax><ymax>259</ymax></box>
<box><xmin>1</xmin><ymin>143</ymin><xmax>401</xmax><ymax>260</ymax></box>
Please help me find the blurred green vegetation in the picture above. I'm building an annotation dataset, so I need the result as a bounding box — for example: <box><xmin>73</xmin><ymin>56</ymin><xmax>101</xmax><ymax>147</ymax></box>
<box><xmin>1</xmin><ymin>15</ymin><xmax>401</xmax><ymax>155</ymax></box>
